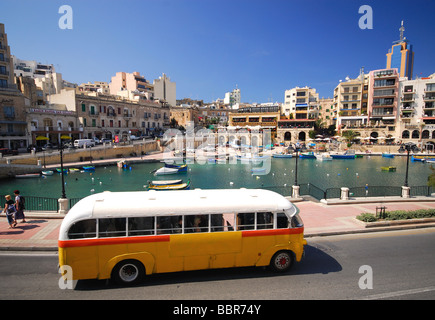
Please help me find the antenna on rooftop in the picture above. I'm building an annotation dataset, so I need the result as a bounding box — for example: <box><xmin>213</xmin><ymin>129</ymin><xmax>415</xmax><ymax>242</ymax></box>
<box><xmin>399</xmin><ymin>20</ymin><xmax>405</xmax><ymax>41</ymax></box>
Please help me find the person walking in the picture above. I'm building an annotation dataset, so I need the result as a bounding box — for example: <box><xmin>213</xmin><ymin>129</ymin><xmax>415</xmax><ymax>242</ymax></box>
<box><xmin>3</xmin><ymin>195</ymin><xmax>17</xmax><ymax>228</ymax></box>
<box><xmin>14</xmin><ymin>190</ymin><xmax>26</xmax><ymax>223</ymax></box>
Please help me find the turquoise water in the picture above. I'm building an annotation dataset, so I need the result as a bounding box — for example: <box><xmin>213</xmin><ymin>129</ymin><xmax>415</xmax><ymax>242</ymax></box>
<box><xmin>0</xmin><ymin>156</ymin><xmax>431</xmax><ymax>199</ymax></box>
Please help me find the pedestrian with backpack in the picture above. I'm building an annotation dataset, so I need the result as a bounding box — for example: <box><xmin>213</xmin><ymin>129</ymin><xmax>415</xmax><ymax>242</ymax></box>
<box><xmin>14</xmin><ymin>190</ymin><xmax>26</xmax><ymax>223</ymax></box>
<box><xmin>3</xmin><ymin>195</ymin><xmax>17</xmax><ymax>228</ymax></box>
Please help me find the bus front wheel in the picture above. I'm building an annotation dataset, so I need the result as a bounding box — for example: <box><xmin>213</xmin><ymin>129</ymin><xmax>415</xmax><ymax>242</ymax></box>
<box><xmin>112</xmin><ymin>259</ymin><xmax>145</xmax><ymax>285</ymax></box>
<box><xmin>269</xmin><ymin>251</ymin><xmax>294</xmax><ymax>273</ymax></box>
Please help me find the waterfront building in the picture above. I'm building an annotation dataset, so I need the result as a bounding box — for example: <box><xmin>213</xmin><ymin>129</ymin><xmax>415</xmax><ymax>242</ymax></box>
<box><xmin>386</xmin><ymin>21</ymin><xmax>414</xmax><ymax>80</ymax></box>
<box><xmin>50</xmin><ymin>88</ymin><xmax>167</xmax><ymax>141</ymax></box>
<box><xmin>367</xmin><ymin>68</ymin><xmax>400</xmax><ymax>131</ymax></box>
<box><xmin>334</xmin><ymin>71</ymin><xmax>369</xmax><ymax>131</ymax></box>
<box><xmin>228</xmin><ymin>105</ymin><xmax>279</xmax><ymax>141</ymax></box>
<box><xmin>318</xmin><ymin>98</ymin><xmax>335</xmax><ymax>127</ymax></box>
<box><xmin>153</xmin><ymin>73</ymin><xmax>176</xmax><ymax>107</ymax></box>
<box><xmin>0</xmin><ymin>23</ymin><xmax>29</xmax><ymax>150</ymax></box>
<box><xmin>283</xmin><ymin>86</ymin><xmax>319</xmax><ymax>121</ymax></box>
<box><xmin>398</xmin><ymin>73</ymin><xmax>435</xmax><ymax>148</ymax></box>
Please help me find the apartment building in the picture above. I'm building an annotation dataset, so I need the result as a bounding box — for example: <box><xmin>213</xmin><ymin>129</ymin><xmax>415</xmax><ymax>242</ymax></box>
<box><xmin>334</xmin><ymin>73</ymin><xmax>369</xmax><ymax>130</ymax></box>
<box><xmin>0</xmin><ymin>24</ymin><xmax>14</xmax><ymax>90</ymax></box>
<box><xmin>109</xmin><ymin>71</ymin><xmax>154</xmax><ymax>101</ymax></box>
<box><xmin>153</xmin><ymin>73</ymin><xmax>176</xmax><ymax>107</ymax></box>
<box><xmin>0</xmin><ymin>23</ymin><xmax>29</xmax><ymax>150</ymax></box>
<box><xmin>77</xmin><ymin>81</ymin><xmax>110</xmax><ymax>94</ymax></box>
<box><xmin>283</xmin><ymin>86</ymin><xmax>319</xmax><ymax>120</ymax></box>
<box><xmin>224</xmin><ymin>88</ymin><xmax>241</xmax><ymax>107</ymax></box>
<box><xmin>397</xmin><ymin>74</ymin><xmax>435</xmax><ymax>143</ymax></box>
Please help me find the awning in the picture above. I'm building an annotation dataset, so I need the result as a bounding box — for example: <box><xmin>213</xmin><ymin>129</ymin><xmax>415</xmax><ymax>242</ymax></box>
<box><xmin>36</xmin><ymin>135</ymin><xmax>49</xmax><ymax>141</ymax></box>
<box><xmin>60</xmin><ymin>135</ymin><xmax>72</xmax><ymax>140</ymax></box>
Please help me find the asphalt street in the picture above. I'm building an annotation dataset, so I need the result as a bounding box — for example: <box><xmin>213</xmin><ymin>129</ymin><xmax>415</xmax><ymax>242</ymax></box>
<box><xmin>1</xmin><ymin>228</ymin><xmax>434</xmax><ymax>301</ymax></box>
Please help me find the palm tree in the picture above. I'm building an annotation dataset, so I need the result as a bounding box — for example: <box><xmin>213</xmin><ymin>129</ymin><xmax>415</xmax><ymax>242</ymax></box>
<box><xmin>341</xmin><ymin>130</ymin><xmax>360</xmax><ymax>147</ymax></box>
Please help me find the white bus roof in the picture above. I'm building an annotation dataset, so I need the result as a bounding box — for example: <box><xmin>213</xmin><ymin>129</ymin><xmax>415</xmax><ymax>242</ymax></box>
<box><xmin>60</xmin><ymin>189</ymin><xmax>297</xmax><ymax>237</ymax></box>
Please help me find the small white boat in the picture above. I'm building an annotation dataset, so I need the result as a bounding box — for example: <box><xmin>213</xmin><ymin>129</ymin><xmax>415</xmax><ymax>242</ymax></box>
<box><xmin>154</xmin><ymin>166</ymin><xmax>179</xmax><ymax>175</ymax></box>
<box><xmin>15</xmin><ymin>173</ymin><xmax>41</xmax><ymax>178</ymax></box>
<box><xmin>42</xmin><ymin>170</ymin><xmax>54</xmax><ymax>176</ymax></box>
<box><xmin>315</xmin><ymin>153</ymin><xmax>332</xmax><ymax>161</ymax></box>
<box><xmin>272</xmin><ymin>153</ymin><xmax>293</xmax><ymax>158</ymax></box>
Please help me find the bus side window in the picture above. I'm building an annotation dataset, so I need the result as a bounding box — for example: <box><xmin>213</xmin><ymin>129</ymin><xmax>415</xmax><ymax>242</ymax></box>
<box><xmin>157</xmin><ymin>216</ymin><xmax>182</xmax><ymax>234</ymax></box>
<box><xmin>277</xmin><ymin>213</ymin><xmax>289</xmax><ymax>229</ymax></box>
<box><xmin>211</xmin><ymin>214</ymin><xmax>224</xmax><ymax>232</ymax></box>
<box><xmin>185</xmin><ymin>215</ymin><xmax>209</xmax><ymax>233</ymax></box>
<box><xmin>257</xmin><ymin>212</ymin><xmax>273</xmax><ymax>229</ymax></box>
<box><xmin>128</xmin><ymin>217</ymin><xmax>155</xmax><ymax>236</ymax></box>
<box><xmin>99</xmin><ymin>218</ymin><xmax>127</xmax><ymax>238</ymax></box>
<box><xmin>68</xmin><ymin>219</ymin><xmax>96</xmax><ymax>239</ymax></box>
<box><xmin>237</xmin><ymin>213</ymin><xmax>255</xmax><ymax>230</ymax></box>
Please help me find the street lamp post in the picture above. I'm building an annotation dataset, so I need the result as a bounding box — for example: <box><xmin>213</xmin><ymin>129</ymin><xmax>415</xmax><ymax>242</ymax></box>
<box><xmin>294</xmin><ymin>145</ymin><xmax>300</xmax><ymax>186</ymax></box>
<box><xmin>59</xmin><ymin>143</ymin><xmax>66</xmax><ymax>199</ymax></box>
<box><xmin>292</xmin><ymin>143</ymin><xmax>302</xmax><ymax>199</ymax></box>
<box><xmin>398</xmin><ymin>142</ymin><xmax>420</xmax><ymax>188</ymax></box>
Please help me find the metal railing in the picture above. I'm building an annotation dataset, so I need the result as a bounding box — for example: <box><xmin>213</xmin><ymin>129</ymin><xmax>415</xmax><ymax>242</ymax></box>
<box><xmin>2</xmin><ymin>185</ymin><xmax>433</xmax><ymax>213</ymax></box>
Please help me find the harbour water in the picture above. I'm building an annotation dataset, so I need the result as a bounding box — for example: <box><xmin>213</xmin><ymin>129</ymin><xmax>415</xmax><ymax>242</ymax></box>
<box><xmin>0</xmin><ymin>155</ymin><xmax>432</xmax><ymax>200</ymax></box>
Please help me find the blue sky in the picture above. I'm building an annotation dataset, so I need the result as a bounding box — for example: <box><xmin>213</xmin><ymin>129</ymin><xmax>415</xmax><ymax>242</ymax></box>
<box><xmin>1</xmin><ymin>0</ymin><xmax>435</xmax><ymax>103</ymax></box>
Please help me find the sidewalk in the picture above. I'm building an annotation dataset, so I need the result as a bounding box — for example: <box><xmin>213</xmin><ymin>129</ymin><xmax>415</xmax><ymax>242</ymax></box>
<box><xmin>1</xmin><ymin>199</ymin><xmax>435</xmax><ymax>251</ymax></box>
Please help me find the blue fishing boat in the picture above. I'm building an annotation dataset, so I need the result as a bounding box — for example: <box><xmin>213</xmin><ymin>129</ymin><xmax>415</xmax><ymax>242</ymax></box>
<box><xmin>299</xmin><ymin>152</ymin><xmax>315</xmax><ymax>159</ymax></box>
<box><xmin>330</xmin><ymin>150</ymin><xmax>356</xmax><ymax>159</ymax></box>
<box><xmin>82</xmin><ymin>166</ymin><xmax>95</xmax><ymax>172</ymax></box>
<box><xmin>382</xmin><ymin>153</ymin><xmax>394</xmax><ymax>158</ymax></box>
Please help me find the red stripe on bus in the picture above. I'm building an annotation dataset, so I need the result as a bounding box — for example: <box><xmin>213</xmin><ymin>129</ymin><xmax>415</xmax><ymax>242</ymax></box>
<box><xmin>58</xmin><ymin>235</ymin><xmax>170</xmax><ymax>248</ymax></box>
<box><xmin>241</xmin><ymin>227</ymin><xmax>304</xmax><ymax>237</ymax></box>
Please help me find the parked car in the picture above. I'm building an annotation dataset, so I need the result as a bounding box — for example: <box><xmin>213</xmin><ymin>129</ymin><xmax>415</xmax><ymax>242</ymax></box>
<box><xmin>42</xmin><ymin>143</ymin><xmax>55</xmax><ymax>150</ymax></box>
<box><xmin>0</xmin><ymin>148</ymin><xmax>18</xmax><ymax>156</ymax></box>
<box><xmin>101</xmin><ymin>138</ymin><xmax>112</xmax><ymax>144</ymax></box>
<box><xmin>27</xmin><ymin>144</ymin><xmax>43</xmax><ymax>152</ymax></box>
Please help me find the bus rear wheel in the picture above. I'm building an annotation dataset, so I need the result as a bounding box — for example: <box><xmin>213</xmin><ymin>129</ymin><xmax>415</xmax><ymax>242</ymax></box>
<box><xmin>270</xmin><ymin>251</ymin><xmax>294</xmax><ymax>273</ymax></box>
<box><xmin>112</xmin><ymin>259</ymin><xmax>145</xmax><ymax>285</ymax></box>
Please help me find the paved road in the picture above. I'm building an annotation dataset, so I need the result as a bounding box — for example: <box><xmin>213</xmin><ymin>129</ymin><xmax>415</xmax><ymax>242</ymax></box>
<box><xmin>1</xmin><ymin>228</ymin><xmax>434</xmax><ymax>301</ymax></box>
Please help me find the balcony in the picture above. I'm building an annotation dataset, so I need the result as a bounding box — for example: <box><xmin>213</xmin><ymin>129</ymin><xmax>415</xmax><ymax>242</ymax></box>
<box><xmin>423</xmin><ymin>94</ymin><xmax>435</xmax><ymax>101</ymax></box>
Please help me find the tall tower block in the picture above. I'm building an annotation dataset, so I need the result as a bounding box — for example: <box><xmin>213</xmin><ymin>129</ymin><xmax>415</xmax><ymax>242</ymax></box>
<box><xmin>386</xmin><ymin>21</ymin><xmax>414</xmax><ymax>79</ymax></box>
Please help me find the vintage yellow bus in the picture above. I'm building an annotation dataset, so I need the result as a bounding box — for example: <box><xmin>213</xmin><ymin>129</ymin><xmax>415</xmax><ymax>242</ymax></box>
<box><xmin>58</xmin><ymin>189</ymin><xmax>306</xmax><ymax>285</ymax></box>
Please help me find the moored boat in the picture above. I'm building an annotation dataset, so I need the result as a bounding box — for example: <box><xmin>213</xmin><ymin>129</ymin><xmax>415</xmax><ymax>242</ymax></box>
<box><xmin>382</xmin><ymin>153</ymin><xmax>394</xmax><ymax>158</ymax></box>
<box><xmin>315</xmin><ymin>153</ymin><xmax>332</xmax><ymax>161</ymax></box>
<box><xmin>56</xmin><ymin>168</ymin><xmax>68</xmax><ymax>173</ymax></box>
<box><xmin>412</xmin><ymin>155</ymin><xmax>435</xmax><ymax>162</ymax></box>
<box><xmin>272</xmin><ymin>153</ymin><xmax>293</xmax><ymax>158</ymax></box>
<box><xmin>82</xmin><ymin>166</ymin><xmax>95</xmax><ymax>172</ymax></box>
<box><xmin>154</xmin><ymin>166</ymin><xmax>180</xmax><ymax>175</ymax></box>
<box><xmin>42</xmin><ymin>170</ymin><xmax>54</xmax><ymax>176</ymax></box>
<box><xmin>299</xmin><ymin>152</ymin><xmax>315</xmax><ymax>159</ymax></box>
<box><xmin>147</xmin><ymin>179</ymin><xmax>191</xmax><ymax>190</ymax></box>
<box><xmin>330</xmin><ymin>150</ymin><xmax>355</xmax><ymax>159</ymax></box>
<box><xmin>151</xmin><ymin>179</ymin><xmax>183</xmax><ymax>186</ymax></box>
<box><xmin>381</xmin><ymin>166</ymin><xmax>396</xmax><ymax>172</ymax></box>
<box><xmin>15</xmin><ymin>173</ymin><xmax>41</xmax><ymax>178</ymax></box>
